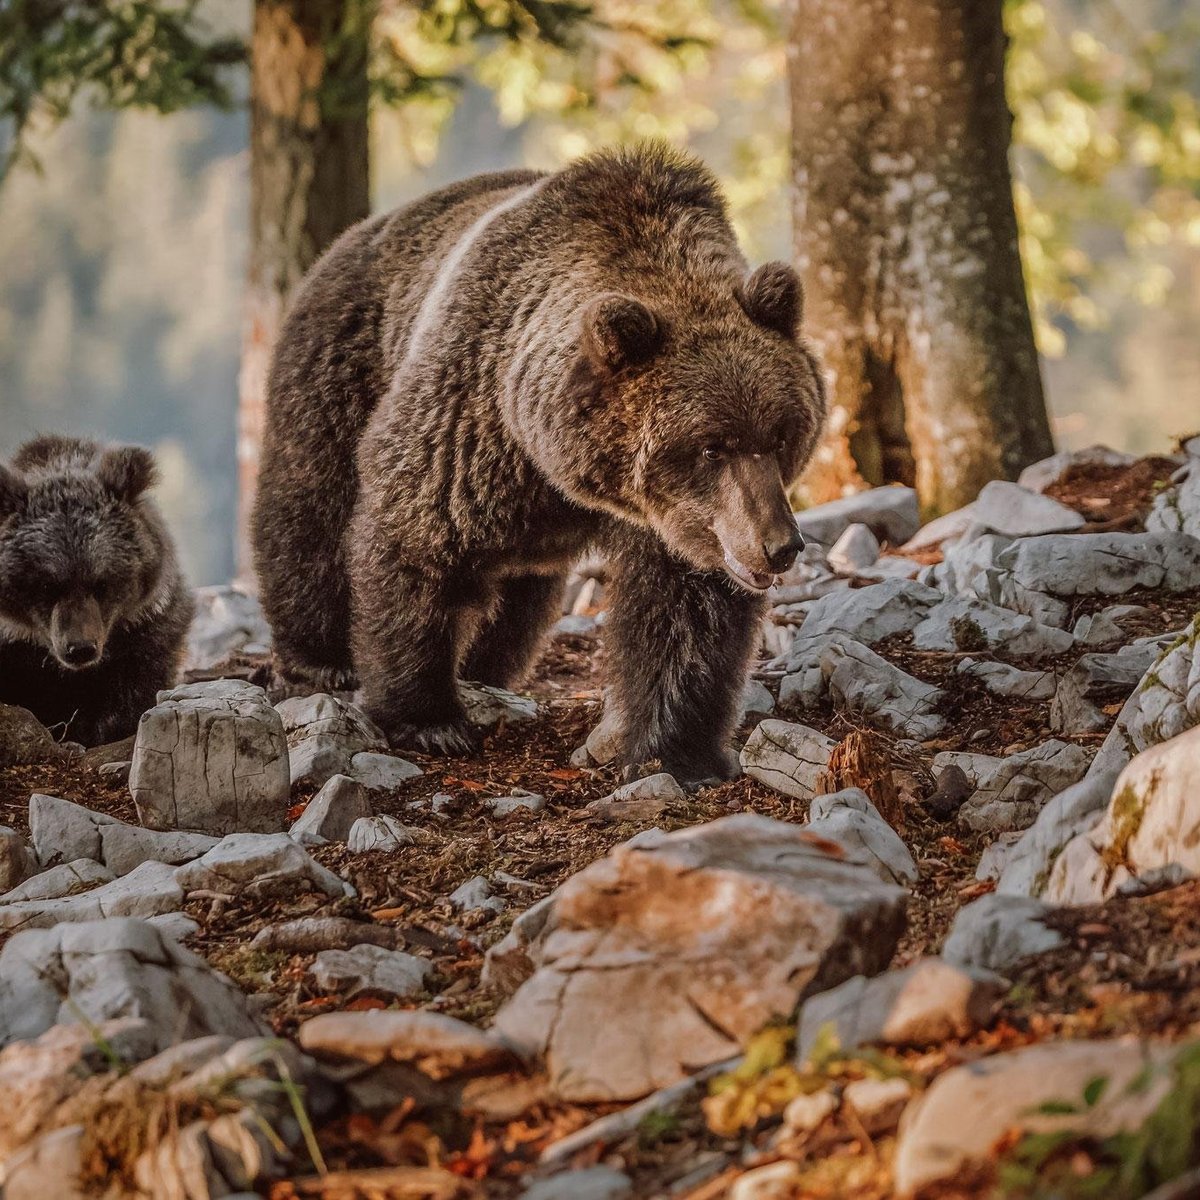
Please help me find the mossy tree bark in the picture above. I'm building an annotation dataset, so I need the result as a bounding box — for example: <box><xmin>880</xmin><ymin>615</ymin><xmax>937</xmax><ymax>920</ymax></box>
<box><xmin>788</xmin><ymin>0</ymin><xmax>1054</xmax><ymax>516</ymax></box>
<box><xmin>238</xmin><ymin>0</ymin><xmax>370</xmax><ymax>580</ymax></box>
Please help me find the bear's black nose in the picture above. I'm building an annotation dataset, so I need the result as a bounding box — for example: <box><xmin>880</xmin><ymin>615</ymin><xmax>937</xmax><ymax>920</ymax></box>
<box><xmin>763</xmin><ymin>527</ymin><xmax>805</xmax><ymax>573</ymax></box>
<box><xmin>63</xmin><ymin>641</ymin><xmax>98</xmax><ymax>666</ymax></box>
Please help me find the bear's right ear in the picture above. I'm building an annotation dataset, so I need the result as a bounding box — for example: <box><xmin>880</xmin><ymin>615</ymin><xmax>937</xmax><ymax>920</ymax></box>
<box><xmin>0</xmin><ymin>466</ymin><xmax>26</xmax><ymax>519</ymax></box>
<box><xmin>740</xmin><ymin>261</ymin><xmax>804</xmax><ymax>338</ymax></box>
<box><xmin>581</xmin><ymin>294</ymin><xmax>663</xmax><ymax>373</ymax></box>
<box><xmin>97</xmin><ymin>445</ymin><xmax>157</xmax><ymax>503</ymax></box>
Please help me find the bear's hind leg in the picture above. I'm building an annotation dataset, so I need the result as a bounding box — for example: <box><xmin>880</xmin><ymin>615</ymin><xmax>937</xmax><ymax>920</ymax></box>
<box><xmin>351</xmin><ymin>565</ymin><xmax>483</xmax><ymax>757</ymax></box>
<box><xmin>603</xmin><ymin>528</ymin><xmax>765</xmax><ymax>786</ymax></box>
<box><xmin>461</xmin><ymin>572</ymin><xmax>565</xmax><ymax>688</ymax></box>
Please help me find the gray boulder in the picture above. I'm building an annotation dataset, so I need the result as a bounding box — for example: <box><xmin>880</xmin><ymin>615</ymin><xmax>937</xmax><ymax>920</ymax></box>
<box><xmin>799</xmin><ymin>579</ymin><xmax>941</xmax><ymax>645</ymax></box>
<box><xmin>130</xmin><ymin>680</ymin><xmax>289</xmax><ymax>834</ymax></box>
<box><xmin>912</xmin><ymin>596</ymin><xmax>1073</xmax><ymax>661</ymax></box>
<box><xmin>970</xmin><ymin>479</ymin><xmax>1084</xmax><ymax>537</ymax></box>
<box><xmin>491</xmin><ymin>814</ymin><xmax>907</xmax><ymax>1101</ymax></box>
<box><xmin>806</xmin><ymin>789</ymin><xmax>917</xmax><ymax>885</ymax></box>
<box><xmin>0</xmin><ymin>917</ymin><xmax>266</xmax><ymax>1049</ymax></box>
<box><xmin>957</xmin><ymin>740</ymin><xmax>1095</xmax><ymax>832</ymax></box>
<box><xmin>942</xmin><ymin>893</ymin><xmax>1064</xmax><ymax>972</ymax></box>
<box><xmin>175</xmin><ymin>832</ymin><xmax>353</xmax><ymax>899</ymax></box>
<box><xmin>289</xmin><ymin>774</ymin><xmax>372</xmax><ymax>843</ymax></box>
<box><xmin>796</xmin><ymin>958</ymin><xmax>1005</xmax><ymax>1062</ymax></box>
<box><xmin>740</xmin><ymin>720</ymin><xmax>835</xmax><ymax>799</ymax></box>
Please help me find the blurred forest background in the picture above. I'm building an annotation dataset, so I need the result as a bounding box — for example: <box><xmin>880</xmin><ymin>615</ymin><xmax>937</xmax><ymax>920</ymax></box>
<box><xmin>2</xmin><ymin>0</ymin><xmax>1199</xmax><ymax>583</ymax></box>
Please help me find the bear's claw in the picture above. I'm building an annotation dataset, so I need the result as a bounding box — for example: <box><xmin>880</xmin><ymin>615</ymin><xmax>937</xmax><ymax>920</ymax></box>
<box><xmin>392</xmin><ymin>718</ymin><xmax>483</xmax><ymax>758</ymax></box>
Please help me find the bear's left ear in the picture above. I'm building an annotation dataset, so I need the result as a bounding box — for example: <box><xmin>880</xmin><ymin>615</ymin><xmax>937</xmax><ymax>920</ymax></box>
<box><xmin>97</xmin><ymin>445</ymin><xmax>157</xmax><ymax>503</ymax></box>
<box><xmin>581</xmin><ymin>294</ymin><xmax>663</xmax><ymax>373</ymax></box>
<box><xmin>740</xmin><ymin>261</ymin><xmax>804</xmax><ymax>338</ymax></box>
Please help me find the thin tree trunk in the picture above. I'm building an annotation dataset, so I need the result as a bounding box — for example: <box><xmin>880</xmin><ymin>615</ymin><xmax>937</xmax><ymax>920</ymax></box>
<box><xmin>788</xmin><ymin>0</ymin><xmax>1054</xmax><ymax>516</ymax></box>
<box><xmin>237</xmin><ymin>0</ymin><xmax>370</xmax><ymax>582</ymax></box>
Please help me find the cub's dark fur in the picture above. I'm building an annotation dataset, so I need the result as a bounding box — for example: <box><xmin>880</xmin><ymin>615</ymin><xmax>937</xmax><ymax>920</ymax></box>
<box><xmin>0</xmin><ymin>436</ymin><xmax>193</xmax><ymax>745</ymax></box>
<box><xmin>253</xmin><ymin>144</ymin><xmax>825</xmax><ymax>782</ymax></box>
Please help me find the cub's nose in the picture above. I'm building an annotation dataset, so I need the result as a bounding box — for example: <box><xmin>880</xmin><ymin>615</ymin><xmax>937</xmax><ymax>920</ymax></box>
<box><xmin>63</xmin><ymin>641</ymin><xmax>98</xmax><ymax>666</ymax></box>
<box><xmin>763</xmin><ymin>527</ymin><xmax>806</xmax><ymax>573</ymax></box>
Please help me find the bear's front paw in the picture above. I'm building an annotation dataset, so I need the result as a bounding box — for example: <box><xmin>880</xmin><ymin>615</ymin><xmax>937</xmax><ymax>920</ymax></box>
<box><xmin>660</xmin><ymin>748</ymin><xmax>741</xmax><ymax>791</ymax></box>
<box><xmin>392</xmin><ymin>718</ymin><xmax>483</xmax><ymax>758</ymax></box>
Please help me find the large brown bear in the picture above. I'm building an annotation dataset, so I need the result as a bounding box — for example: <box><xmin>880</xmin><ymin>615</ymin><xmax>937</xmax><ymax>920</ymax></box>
<box><xmin>253</xmin><ymin>144</ymin><xmax>825</xmax><ymax>783</ymax></box>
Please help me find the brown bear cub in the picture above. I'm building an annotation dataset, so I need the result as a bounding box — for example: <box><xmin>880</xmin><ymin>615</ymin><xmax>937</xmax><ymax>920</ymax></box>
<box><xmin>254</xmin><ymin>144</ymin><xmax>825</xmax><ymax>783</ymax></box>
<box><xmin>0</xmin><ymin>436</ymin><xmax>193</xmax><ymax>746</ymax></box>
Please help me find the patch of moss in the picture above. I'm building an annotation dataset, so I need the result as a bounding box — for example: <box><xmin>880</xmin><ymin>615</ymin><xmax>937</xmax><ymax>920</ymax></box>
<box><xmin>211</xmin><ymin>945</ymin><xmax>289</xmax><ymax>991</ymax></box>
<box><xmin>951</xmin><ymin>615</ymin><xmax>990</xmax><ymax>653</ymax></box>
<box><xmin>1101</xmin><ymin>779</ymin><xmax>1155</xmax><ymax>874</ymax></box>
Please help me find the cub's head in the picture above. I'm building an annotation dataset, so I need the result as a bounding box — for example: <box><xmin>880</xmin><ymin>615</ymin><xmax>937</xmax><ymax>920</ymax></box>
<box><xmin>0</xmin><ymin>439</ymin><xmax>166</xmax><ymax>668</ymax></box>
<box><xmin>565</xmin><ymin>261</ymin><xmax>826</xmax><ymax>591</ymax></box>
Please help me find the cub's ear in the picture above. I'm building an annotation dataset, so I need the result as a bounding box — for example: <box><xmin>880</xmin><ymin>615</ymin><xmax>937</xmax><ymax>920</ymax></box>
<box><xmin>0</xmin><ymin>466</ymin><xmax>26</xmax><ymax>519</ymax></box>
<box><xmin>97</xmin><ymin>445</ymin><xmax>157</xmax><ymax>503</ymax></box>
<box><xmin>581</xmin><ymin>294</ymin><xmax>663</xmax><ymax>373</ymax></box>
<box><xmin>740</xmin><ymin>261</ymin><xmax>804</xmax><ymax>338</ymax></box>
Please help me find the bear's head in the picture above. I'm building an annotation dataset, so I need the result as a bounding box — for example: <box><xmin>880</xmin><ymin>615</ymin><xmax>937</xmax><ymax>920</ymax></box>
<box><xmin>562</xmin><ymin>261</ymin><xmax>826</xmax><ymax>592</ymax></box>
<box><xmin>0</xmin><ymin>439</ymin><xmax>167</xmax><ymax>668</ymax></box>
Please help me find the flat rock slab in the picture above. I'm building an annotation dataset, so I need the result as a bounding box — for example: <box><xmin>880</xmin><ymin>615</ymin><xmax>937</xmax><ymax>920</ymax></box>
<box><xmin>796</xmin><ymin>958</ymin><xmax>1005</xmax><ymax>1062</ymax></box>
<box><xmin>307</xmin><ymin>944</ymin><xmax>431</xmax><ymax>1000</ymax></box>
<box><xmin>2</xmin><ymin>858</ymin><xmax>114</xmax><ymax>902</ymax></box>
<box><xmin>491</xmin><ymin>813</ymin><xmax>907</xmax><ymax>1102</ymax></box>
<box><xmin>0</xmin><ymin>859</ymin><xmax>183</xmax><ymax>933</ymax></box>
<box><xmin>130</xmin><ymin>680</ymin><xmax>289</xmax><ymax>835</ymax></box>
<box><xmin>806</xmin><ymin>789</ymin><xmax>917</xmax><ymax>885</ymax></box>
<box><xmin>740</xmin><ymin>720</ymin><xmax>835</xmax><ymax>799</ymax></box>
<box><xmin>971</xmin><ymin>480</ymin><xmax>1085</xmax><ymax>537</ymax></box>
<box><xmin>298</xmin><ymin>1009</ymin><xmax>518</xmax><ymax>1079</ymax></box>
<box><xmin>799</xmin><ymin>579</ymin><xmax>941</xmax><ymax>646</ymax></box>
<box><xmin>912</xmin><ymin>596</ymin><xmax>1073</xmax><ymax>661</ymax></box>
<box><xmin>822</xmin><ymin>638</ymin><xmax>946</xmax><ymax>741</ymax></box>
<box><xmin>893</xmin><ymin>1039</ymin><xmax>1175</xmax><ymax>1196</ymax></box>
<box><xmin>1051</xmin><ymin>649</ymin><xmax>1159</xmax><ymax>736</ymax></box>
<box><xmin>461</xmin><ymin>683</ymin><xmax>538</xmax><ymax>728</ymax></box>
<box><xmin>347</xmin><ymin>814</ymin><xmax>417</xmax><ymax>853</ymax></box>
<box><xmin>958</xmin><ymin>659</ymin><xmax>1055</xmax><ymax>701</ymax></box>
<box><xmin>585</xmin><ymin>773</ymin><xmax>684</xmax><ymax>823</ymax></box>
<box><xmin>0</xmin><ymin>916</ymin><xmax>267</xmax><ymax>1049</ymax></box>
<box><xmin>175</xmin><ymin>832</ymin><xmax>353</xmax><ymax>899</ymax></box>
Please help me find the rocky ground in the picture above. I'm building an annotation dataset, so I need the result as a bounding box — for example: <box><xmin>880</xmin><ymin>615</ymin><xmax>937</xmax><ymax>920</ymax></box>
<box><xmin>1</xmin><ymin>439</ymin><xmax>1200</xmax><ymax>1200</ymax></box>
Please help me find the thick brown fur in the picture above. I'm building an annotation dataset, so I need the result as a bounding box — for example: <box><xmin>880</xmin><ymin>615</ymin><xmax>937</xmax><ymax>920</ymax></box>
<box><xmin>0</xmin><ymin>436</ymin><xmax>193</xmax><ymax>746</ymax></box>
<box><xmin>253</xmin><ymin>144</ymin><xmax>825</xmax><ymax>782</ymax></box>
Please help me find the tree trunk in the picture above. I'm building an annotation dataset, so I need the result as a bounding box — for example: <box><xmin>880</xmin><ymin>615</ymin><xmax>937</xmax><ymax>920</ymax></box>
<box><xmin>787</xmin><ymin>0</ymin><xmax>1054</xmax><ymax>516</ymax></box>
<box><xmin>237</xmin><ymin>0</ymin><xmax>370</xmax><ymax>582</ymax></box>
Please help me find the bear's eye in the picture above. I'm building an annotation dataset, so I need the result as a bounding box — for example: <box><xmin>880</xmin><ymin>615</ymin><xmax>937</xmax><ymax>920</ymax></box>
<box><xmin>702</xmin><ymin>446</ymin><xmax>725</xmax><ymax>463</ymax></box>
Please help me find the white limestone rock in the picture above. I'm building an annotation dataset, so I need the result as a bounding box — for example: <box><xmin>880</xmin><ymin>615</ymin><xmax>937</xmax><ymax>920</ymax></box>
<box><xmin>957</xmin><ymin>659</ymin><xmax>1056</xmax><ymax>701</ymax></box>
<box><xmin>348</xmin><ymin>750</ymin><xmax>423</xmax><ymax>791</ymax></box>
<box><xmin>740</xmin><ymin>720</ymin><xmax>836</xmax><ymax>800</ymax></box>
<box><xmin>805</xmin><ymin>788</ymin><xmax>917</xmax><ymax>885</ymax></box>
<box><xmin>942</xmin><ymin>893</ymin><xmax>1064</xmax><ymax>973</ymax></box>
<box><xmin>130</xmin><ymin>680</ymin><xmax>289</xmax><ymax>834</ymax></box>
<box><xmin>800</xmin><ymin>579</ymin><xmax>942</xmax><ymax>645</ymax></box>
<box><xmin>460</xmin><ymin>682</ymin><xmax>538</xmax><ymax>728</ymax></box>
<box><xmin>996</xmin><ymin>772</ymin><xmax>1118</xmax><ymax>898</ymax></box>
<box><xmin>912</xmin><ymin>596</ymin><xmax>1074</xmax><ymax>661</ymax></box>
<box><xmin>823</xmin><ymin>637</ymin><xmax>946</xmax><ymax>740</ymax></box>
<box><xmin>586</xmin><ymin>773</ymin><xmax>684</xmax><ymax>823</ymax></box>
<box><xmin>1</xmin><ymin>857</ymin><xmax>113</xmax><ymax>902</ymax></box>
<box><xmin>175</xmin><ymin>832</ymin><xmax>354</xmax><ymax>898</ymax></box>
<box><xmin>827</xmin><ymin>523</ymin><xmax>881</xmax><ymax>572</ymax></box>
<box><xmin>289</xmin><ymin>774</ymin><xmax>373</xmax><ymax>843</ymax></box>
<box><xmin>28</xmin><ymin>793</ymin><xmax>119</xmax><ymax>866</ymax></box>
<box><xmin>957</xmin><ymin>740</ymin><xmax>1095</xmax><ymax>833</ymax></box>
<box><xmin>184</xmin><ymin>584</ymin><xmax>271</xmax><ymax>671</ymax></box>
<box><xmin>347</xmin><ymin>814</ymin><xmax>418</xmax><ymax>853</ymax></box>
<box><xmin>1087</xmin><ymin>617</ymin><xmax>1200</xmax><ymax>779</ymax></box>
<box><xmin>1047</xmin><ymin>724</ymin><xmax>1200</xmax><ymax>904</ymax></box>
<box><xmin>307</xmin><ymin>944</ymin><xmax>431</xmax><ymax>1000</ymax></box>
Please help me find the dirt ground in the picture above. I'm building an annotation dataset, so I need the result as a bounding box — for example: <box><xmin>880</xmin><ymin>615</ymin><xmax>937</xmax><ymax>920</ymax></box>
<box><xmin>4</xmin><ymin>455</ymin><xmax>1199</xmax><ymax>1198</ymax></box>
